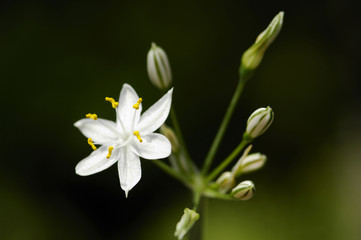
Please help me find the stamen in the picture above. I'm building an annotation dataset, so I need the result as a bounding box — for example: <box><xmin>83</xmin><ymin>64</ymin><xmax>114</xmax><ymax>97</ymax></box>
<box><xmin>133</xmin><ymin>98</ymin><xmax>143</xmax><ymax>110</ymax></box>
<box><xmin>87</xmin><ymin>138</ymin><xmax>97</xmax><ymax>150</ymax></box>
<box><xmin>133</xmin><ymin>131</ymin><xmax>143</xmax><ymax>142</ymax></box>
<box><xmin>107</xmin><ymin>146</ymin><xmax>114</xmax><ymax>159</ymax></box>
<box><xmin>105</xmin><ymin>97</ymin><xmax>119</xmax><ymax>108</ymax></box>
<box><xmin>85</xmin><ymin>113</ymin><xmax>98</xmax><ymax>120</ymax></box>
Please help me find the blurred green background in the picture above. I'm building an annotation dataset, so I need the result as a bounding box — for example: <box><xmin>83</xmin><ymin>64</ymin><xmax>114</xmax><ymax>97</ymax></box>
<box><xmin>1</xmin><ymin>0</ymin><xmax>361</xmax><ymax>239</ymax></box>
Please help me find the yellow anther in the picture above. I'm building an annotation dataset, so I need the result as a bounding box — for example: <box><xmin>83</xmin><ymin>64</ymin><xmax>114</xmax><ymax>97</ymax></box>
<box><xmin>133</xmin><ymin>131</ymin><xmax>143</xmax><ymax>142</ymax></box>
<box><xmin>105</xmin><ymin>97</ymin><xmax>119</xmax><ymax>108</ymax></box>
<box><xmin>87</xmin><ymin>138</ymin><xmax>97</xmax><ymax>150</ymax></box>
<box><xmin>133</xmin><ymin>98</ymin><xmax>143</xmax><ymax>110</ymax></box>
<box><xmin>85</xmin><ymin>113</ymin><xmax>98</xmax><ymax>120</ymax></box>
<box><xmin>106</xmin><ymin>146</ymin><xmax>114</xmax><ymax>159</ymax></box>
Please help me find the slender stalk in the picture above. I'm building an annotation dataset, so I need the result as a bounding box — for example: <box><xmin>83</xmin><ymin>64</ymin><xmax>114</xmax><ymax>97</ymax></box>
<box><xmin>206</xmin><ymin>139</ymin><xmax>250</xmax><ymax>182</ymax></box>
<box><xmin>201</xmin><ymin>197</ymin><xmax>209</xmax><ymax>240</ymax></box>
<box><xmin>189</xmin><ymin>192</ymin><xmax>202</xmax><ymax>240</ymax></box>
<box><xmin>202</xmin><ymin>76</ymin><xmax>247</xmax><ymax>174</ymax></box>
<box><xmin>152</xmin><ymin>160</ymin><xmax>190</xmax><ymax>186</ymax></box>
<box><xmin>170</xmin><ymin>106</ymin><xmax>195</xmax><ymax>173</ymax></box>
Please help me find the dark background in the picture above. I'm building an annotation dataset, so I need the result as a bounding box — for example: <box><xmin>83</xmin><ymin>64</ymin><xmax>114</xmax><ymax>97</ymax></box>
<box><xmin>1</xmin><ymin>0</ymin><xmax>361</xmax><ymax>239</ymax></box>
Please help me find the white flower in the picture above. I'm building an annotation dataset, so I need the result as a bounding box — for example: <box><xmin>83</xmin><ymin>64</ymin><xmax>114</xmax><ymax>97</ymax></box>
<box><xmin>74</xmin><ymin>84</ymin><xmax>173</xmax><ymax>197</ymax></box>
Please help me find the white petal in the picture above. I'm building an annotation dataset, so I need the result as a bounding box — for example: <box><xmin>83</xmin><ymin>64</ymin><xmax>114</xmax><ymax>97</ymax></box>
<box><xmin>137</xmin><ymin>88</ymin><xmax>173</xmax><ymax>134</ymax></box>
<box><xmin>75</xmin><ymin>145</ymin><xmax>119</xmax><ymax>176</ymax></box>
<box><xmin>74</xmin><ymin>118</ymin><xmax>120</xmax><ymax>144</ymax></box>
<box><xmin>117</xmin><ymin>84</ymin><xmax>142</xmax><ymax>131</ymax></box>
<box><xmin>118</xmin><ymin>147</ymin><xmax>142</xmax><ymax>197</ymax></box>
<box><xmin>130</xmin><ymin>133</ymin><xmax>171</xmax><ymax>159</ymax></box>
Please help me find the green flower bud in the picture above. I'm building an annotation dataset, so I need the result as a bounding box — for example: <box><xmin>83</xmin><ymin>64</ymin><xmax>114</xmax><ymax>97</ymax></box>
<box><xmin>241</xmin><ymin>12</ymin><xmax>284</xmax><ymax>77</ymax></box>
<box><xmin>147</xmin><ymin>42</ymin><xmax>172</xmax><ymax>90</ymax></box>
<box><xmin>174</xmin><ymin>208</ymin><xmax>200</xmax><ymax>240</ymax></box>
<box><xmin>216</xmin><ymin>171</ymin><xmax>235</xmax><ymax>193</ymax></box>
<box><xmin>238</xmin><ymin>153</ymin><xmax>267</xmax><ymax>175</ymax></box>
<box><xmin>245</xmin><ymin>106</ymin><xmax>274</xmax><ymax>139</ymax></box>
<box><xmin>231</xmin><ymin>180</ymin><xmax>255</xmax><ymax>200</ymax></box>
<box><xmin>160</xmin><ymin>124</ymin><xmax>179</xmax><ymax>153</ymax></box>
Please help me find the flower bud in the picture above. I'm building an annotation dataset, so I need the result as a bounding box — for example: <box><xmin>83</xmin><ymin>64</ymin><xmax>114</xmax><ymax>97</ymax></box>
<box><xmin>245</xmin><ymin>106</ymin><xmax>274</xmax><ymax>139</ymax></box>
<box><xmin>231</xmin><ymin>180</ymin><xmax>255</xmax><ymax>200</ymax></box>
<box><xmin>238</xmin><ymin>153</ymin><xmax>267</xmax><ymax>174</ymax></box>
<box><xmin>241</xmin><ymin>12</ymin><xmax>284</xmax><ymax>76</ymax></box>
<box><xmin>174</xmin><ymin>208</ymin><xmax>200</xmax><ymax>240</ymax></box>
<box><xmin>147</xmin><ymin>42</ymin><xmax>172</xmax><ymax>90</ymax></box>
<box><xmin>216</xmin><ymin>171</ymin><xmax>235</xmax><ymax>193</ymax></box>
<box><xmin>160</xmin><ymin>124</ymin><xmax>179</xmax><ymax>153</ymax></box>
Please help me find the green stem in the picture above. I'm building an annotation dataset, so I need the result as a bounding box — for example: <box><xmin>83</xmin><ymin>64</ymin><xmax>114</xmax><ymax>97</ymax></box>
<box><xmin>170</xmin><ymin>106</ymin><xmax>195</xmax><ymax>173</ymax></box>
<box><xmin>206</xmin><ymin>139</ymin><xmax>250</xmax><ymax>182</ymax></box>
<box><xmin>201</xmin><ymin>197</ymin><xmax>208</xmax><ymax>240</ymax></box>
<box><xmin>152</xmin><ymin>160</ymin><xmax>190</xmax><ymax>187</ymax></box>
<box><xmin>202</xmin><ymin>76</ymin><xmax>247</xmax><ymax>175</ymax></box>
<box><xmin>189</xmin><ymin>193</ymin><xmax>202</xmax><ymax>240</ymax></box>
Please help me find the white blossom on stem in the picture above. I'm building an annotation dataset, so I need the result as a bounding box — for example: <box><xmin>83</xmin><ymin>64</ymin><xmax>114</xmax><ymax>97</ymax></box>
<box><xmin>74</xmin><ymin>84</ymin><xmax>173</xmax><ymax>197</ymax></box>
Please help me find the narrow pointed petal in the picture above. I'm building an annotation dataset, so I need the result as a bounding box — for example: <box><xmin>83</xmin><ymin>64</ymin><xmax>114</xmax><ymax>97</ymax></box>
<box><xmin>74</xmin><ymin>118</ymin><xmax>120</xmax><ymax>144</ymax></box>
<box><xmin>117</xmin><ymin>84</ymin><xmax>142</xmax><ymax>131</ymax></box>
<box><xmin>137</xmin><ymin>88</ymin><xmax>173</xmax><ymax>134</ymax></box>
<box><xmin>75</xmin><ymin>145</ymin><xmax>119</xmax><ymax>176</ymax></box>
<box><xmin>118</xmin><ymin>147</ymin><xmax>142</xmax><ymax>197</ymax></box>
<box><xmin>130</xmin><ymin>133</ymin><xmax>171</xmax><ymax>159</ymax></box>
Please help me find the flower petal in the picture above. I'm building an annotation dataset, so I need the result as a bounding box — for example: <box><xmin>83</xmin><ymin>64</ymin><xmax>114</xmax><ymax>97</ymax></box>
<box><xmin>75</xmin><ymin>145</ymin><xmax>120</xmax><ymax>176</ymax></box>
<box><xmin>130</xmin><ymin>133</ymin><xmax>171</xmax><ymax>159</ymax></box>
<box><xmin>137</xmin><ymin>88</ymin><xmax>173</xmax><ymax>134</ymax></box>
<box><xmin>117</xmin><ymin>84</ymin><xmax>142</xmax><ymax>131</ymax></box>
<box><xmin>118</xmin><ymin>147</ymin><xmax>142</xmax><ymax>197</ymax></box>
<box><xmin>74</xmin><ymin>118</ymin><xmax>120</xmax><ymax>144</ymax></box>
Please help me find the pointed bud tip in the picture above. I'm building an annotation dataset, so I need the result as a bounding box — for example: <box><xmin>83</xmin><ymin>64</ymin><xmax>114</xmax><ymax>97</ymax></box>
<box><xmin>241</xmin><ymin>12</ymin><xmax>284</xmax><ymax>72</ymax></box>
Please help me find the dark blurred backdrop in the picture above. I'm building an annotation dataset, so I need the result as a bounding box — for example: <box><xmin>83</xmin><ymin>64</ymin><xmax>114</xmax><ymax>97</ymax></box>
<box><xmin>1</xmin><ymin>0</ymin><xmax>361</xmax><ymax>239</ymax></box>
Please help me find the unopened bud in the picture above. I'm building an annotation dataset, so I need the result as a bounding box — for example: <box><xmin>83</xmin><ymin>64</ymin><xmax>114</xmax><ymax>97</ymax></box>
<box><xmin>147</xmin><ymin>42</ymin><xmax>172</xmax><ymax>90</ymax></box>
<box><xmin>160</xmin><ymin>124</ymin><xmax>179</xmax><ymax>153</ymax></box>
<box><xmin>174</xmin><ymin>208</ymin><xmax>200</xmax><ymax>240</ymax></box>
<box><xmin>231</xmin><ymin>180</ymin><xmax>255</xmax><ymax>200</ymax></box>
<box><xmin>241</xmin><ymin>12</ymin><xmax>284</xmax><ymax>77</ymax></box>
<box><xmin>216</xmin><ymin>171</ymin><xmax>235</xmax><ymax>193</ymax></box>
<box><xmin>238</xmin><ymin>153</ymin><xmax>267</xmax><ymax>174</ymax></box>
<box><xmin>245</xmin><ymin>106</ymin><xmax>274</xmax><ymax>139</ymax></box>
